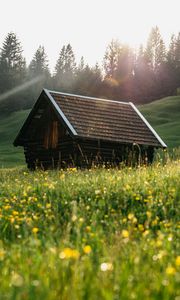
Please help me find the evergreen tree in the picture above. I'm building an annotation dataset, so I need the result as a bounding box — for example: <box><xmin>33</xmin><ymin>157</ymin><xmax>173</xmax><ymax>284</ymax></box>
<box><xmin>146</xmin><ymin>26</ymin><xmax>166</xmax><ymax>72</ymax></box>
<box><xmin>77</xmin><ymin>56</ymin><xmax>85</xmax><ymax>73</ymax></box>
<box><xmin>175</xmin><ymin>33</ymin><xmax>180</xmax><ymax>67</ymax></box>
<box><xmin>27</xmin><ymin>46</ymin><xmax>51</xmax><ymax>107</ymax></box>
<box><xmin>0</xmin><ymin>32</ymin><xmax>27</xmax><ymax>113</ymax></box>
<box><xmin>104</xmin><ymin>40</ymin><xmax>134</xmax><ymax>80</ymax></box>
<box><xmin>175</xmin><ymin>33</ymin><xmax>180</xmax><ymax>91</ymax></box>
<box><xmin>54</xmin><ymin>44</ymin><xmax>76</xmax><ymax>91</ymax></box>
<box><xmin>29</xmin><ymin>46</ymin><xmax>50</xmax><ymax>78</ymax></box>
<box><xmin>103</xmin><ymin>39</ymin><xmax>119</xmax><ymax>79</ymax></box>
<box><xmin>134</xmin><ymin>45</ymin><xmax>157</xmax><ymax>103</ymax></box>
<box><xmin>74</xmin><ymin>61</ymin><xmax>102</xmax><ymax>97</ymax></box>
<box><xmin>167</xmin><ymin>33</ymin><xmax>180</xmax><ymax>94</ymax></box>
<box><xmin>0</xmin><ymin>32</ymin><xmax>26</xmax><ymax>92</ymax></box>
<box><xmin>103</xmin><ymin>40</ymin><xmax>135</xmax><ymax>100</ymax></box>
<box><xmin>167</xmin><ymin>35</ymin><xmax>176</xmax><ymax>66</ymax></box>
<box><xmin>144</xmin><ymin>27</ymin><xmax>170</xmax><ymax>99</ymax></box>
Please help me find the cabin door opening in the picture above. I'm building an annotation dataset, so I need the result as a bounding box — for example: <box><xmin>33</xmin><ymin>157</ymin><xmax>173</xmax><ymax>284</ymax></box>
<box><xmin>44</xmin><ymin>120</ymin><xmax>59</xmax><ymax>149</ymax></box>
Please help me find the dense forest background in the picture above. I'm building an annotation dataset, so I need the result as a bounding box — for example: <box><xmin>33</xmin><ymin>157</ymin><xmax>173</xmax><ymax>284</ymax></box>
<box><xmin>0</xmin><ymin>26</ymin><xmax>179</xmax><ymax>115</ymax></box>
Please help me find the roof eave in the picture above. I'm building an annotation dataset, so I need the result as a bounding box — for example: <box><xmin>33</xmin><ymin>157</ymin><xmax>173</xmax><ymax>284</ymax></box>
<box><xmin>73</xmin><ymin>134</ymin><xmax>163</xmax><ymax>148</ymax></box>
<box><xmin>129</xmin><ymin>102</ymin><xmax>167</xmax><ymax>148</ymax></box>
<box><xmin>44</xmin><ymin>89</ymin><xmax>78</xmax><ymax>137</ymax></box>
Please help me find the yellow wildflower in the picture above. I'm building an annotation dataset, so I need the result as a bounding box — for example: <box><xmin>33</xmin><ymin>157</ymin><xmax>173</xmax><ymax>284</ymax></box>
<box><xmin>146</xmin><ymin>211</ymin><xmax>151</xmax><ymax>218</ymax></box>
<box><xmin>0</xmin><ymin>248</ymin><xmax>6</xmax><ymax>261</ymax></box>
<box><xmin>60</xmin><ymin>174</ymin><xmax>65</xmax><ymax>180</ymax></box>
<box><xmin>32</xmin><ymin>227</ymin><xmax>39</xmax><ymax>234</ymax></box>
<box><xmin>138</xmin><ymin>224</ymin><xmax>144</xmax><ymax>232</ymax></box>
<box><xmin>132</xmin><ymin>217</ymin><xmax>137</xmax><ymax>224</ymax></box>
<box><xmin>128</xmin><ymin>213</ymin><xmax>134</xmax><ymax>220</ymax></box>
<box><xmin>175</xmin><ymin>256</ymin><xmax>180</xmax><ymax>267</ymax></box>
<box><xmin>152</xmin><ymin>219</ymin><xmax>158</xmax><ymax>226</ymax></box>
<box><xmin>156</xmin><ymin>239</ymin><xmax>162</xmax><ymax>247</ymax></box>
<box><xmin>12</xmin><ymin>211</ymin><xmax>19</xmax><ymax>216</ymax></box>
<box><xmin>122</xmin><ymin>218</ymin><xmax>127</xmax><ymax>223</ymax></box>
<box><xmin>83</xmin><ymin>245</ymin><xmax>92</xmax><ymax>254</ymax></box>
<box><xmin>122</xmin><ymin>230</ymin><xmax>129</xmax><ymax>238</ymax></box>
<box><xmin>59</xmin><ymin>248</ymin><xmax>80</xmax><ymax>260</ymax></box>
<box><xmin>4</xmin><ymin>205</ymin><xmax>11</xmax><ymax>210</ymax></box>
<box><xmin>143</xmin><ymin>230</ymin><xmax>149</xmax><ymax>237</ymax></box>
<box><xmin>166</xmin><ymin>266</ymin><xmax>176</xmax><ymax>275</ymax></box>
<box><xmin>85</xmin><ymin>226</ymin><xmax>91</xmax><ymax>232</ymax></box>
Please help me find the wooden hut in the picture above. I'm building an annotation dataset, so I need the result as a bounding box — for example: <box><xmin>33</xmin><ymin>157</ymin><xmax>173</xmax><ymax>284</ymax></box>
<box><xmin>13</xmin><ymin>89</ymin><xmax>167</xmax><ymax>169</ymax></box>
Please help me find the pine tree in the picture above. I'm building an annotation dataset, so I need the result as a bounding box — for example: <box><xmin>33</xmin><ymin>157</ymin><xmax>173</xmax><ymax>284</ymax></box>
<box><xmin>134</xmin><ymin>45</ymin><xmax>156</xmax><ymax>103</ymax></box>
<box><xmin>144</xmin><ymin>27</ymin><xmax>170</xmax><ymax>99</ymax></box>
<box><xmin>167</xmin><ymin>35</ymin><xmax>176</xmax><ymax>66</ymax></box>
<box><xmin>167</xmin><ymin>32</ymin><xmax>180</xmax><ymax>93</ymax></box>
<box><xmin>77</xmin><ymin>56</ymin><xmax>85</xmax><ymax>73</ymax></box>
<box><xmin>103</xmin><ymin>40</ymin><xmax>134</xmax><ymax>81</ymax></box>
<box><xmin>55</xmin><ymin>45</ymin><xmax>66</xmax><ymax>76</ymax></box>
<box><xmin>175</xmin><ymin>32</ymin><xmax>180</xmax><ymax>68</ymax></box>
<box><xmin>146</xmin><ymin>26</ymin><xmax>166</xmax><ymax>72</ymax></box>
<box><xmin>29</xmin><ymin>46</ymin><xmax>50</xmax><ymax>78</ymax></box>
<box><xmin>0</xmin><ymin>32</ymin><xmax>26</xmax><ymax>92</ymax></box>
<box><xmin>26</xmin><ymin>46</ymin><xmax>51</xmax><ymax>107</ymax></box>
<box><xmin>103</xmin><ymin>39</ymin><xmax>119</xmax><ymax>79</ymax></box>
<box><xmin>103</xmin><ymin>40</ymin><xmax>135</xmax><ymax>100</ymax></box>
<box><xmin>54</xmin><ymin>44</ymin><xmax>76</xmax><ymax>91</ymax></box>
<box><xmin>74</xmin><ymin>61</ymin><xmax>102</xmax><ymax>97</ymax></box>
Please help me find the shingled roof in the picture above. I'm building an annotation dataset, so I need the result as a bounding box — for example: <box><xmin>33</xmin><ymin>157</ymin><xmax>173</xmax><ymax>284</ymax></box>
<box><xmin>44</xmin><ymin>89</ymin><xmax>166</xmax><ymax>148</ymax></box>
<box><xmin>14</xmin><ymin>89</ymin><xmax>167</xmax><ymax>148</ymax></box>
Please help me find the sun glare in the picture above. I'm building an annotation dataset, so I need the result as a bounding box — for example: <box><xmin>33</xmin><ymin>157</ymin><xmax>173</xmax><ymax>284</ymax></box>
<box><xmin>0</xmin><ymin>0</ymin><xmax>179</xmax><ymax>69</ymax></box>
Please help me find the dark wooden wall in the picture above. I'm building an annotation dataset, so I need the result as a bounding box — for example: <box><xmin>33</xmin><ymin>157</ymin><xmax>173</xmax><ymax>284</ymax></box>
<box><xmin>72</xmin><ymin>139</ymin><xmax>154</xmax><ymax>168</ymax></box>
<box><xmin>22</xmin><ymin>98</ymin><xmax>75</xmax><ymax>169</ymax></box>
<box><xmin>24</xmin><ymin>136</ymin><xmax>154</xmax><ymax>170</ymax></box>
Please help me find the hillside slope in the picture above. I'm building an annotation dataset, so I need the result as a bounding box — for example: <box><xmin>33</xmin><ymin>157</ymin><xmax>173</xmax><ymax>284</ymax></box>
<box><xmin>139</xmin><ymin>95</ymin><xmax>180</xmax><ymax>148</ymax></box>
<box><xmin>0</xmin><ymin>110</ymin><xmax>29</xmax><ymax>167</ymax></box>
<box><xmin>0</xmin><ymin>96</ymin><xmax>179</xmax><ymax>167</ymax></box>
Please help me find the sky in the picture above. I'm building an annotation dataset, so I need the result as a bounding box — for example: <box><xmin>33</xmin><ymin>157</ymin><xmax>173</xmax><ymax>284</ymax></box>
<box><xmin>0</xmin><ymin>0</ymin><xmax>180</xmax><ymax>72</ymax></box>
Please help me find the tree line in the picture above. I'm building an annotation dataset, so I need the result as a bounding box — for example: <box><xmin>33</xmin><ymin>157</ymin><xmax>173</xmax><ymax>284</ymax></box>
<box><xmin>0</xmin><ymin>26</ymin><xmax>179</xmax><ymax>114</ymax></box>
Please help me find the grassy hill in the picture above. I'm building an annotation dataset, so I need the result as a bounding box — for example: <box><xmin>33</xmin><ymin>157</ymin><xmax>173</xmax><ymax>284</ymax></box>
<box><xmin>0</xmin><ymin>110</ymin><xmax>29</xmax><ymax>167</ymax></box>
<box><xmin>139</xmin><ymin>95</ymin><xmax>180</xmax><ymax>148</ymax></box>
<box><xmin>0</xmin><ymin>95</ymin><xmax>179</xmax><ymax>167</ymax></box>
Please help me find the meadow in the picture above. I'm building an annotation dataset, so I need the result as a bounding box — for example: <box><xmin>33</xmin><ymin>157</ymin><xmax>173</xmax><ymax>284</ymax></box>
<box><xmin>0</xmin><ymin>157</ymin><xmax>180</xmax><ymax>299</ymax></box>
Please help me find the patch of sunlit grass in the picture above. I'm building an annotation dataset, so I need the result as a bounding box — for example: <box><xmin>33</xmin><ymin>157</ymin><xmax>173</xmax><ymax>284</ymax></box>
<box><xmin>0</xmin><ymin>159</ymin><xmax>179</xmax><ymax>299</ymax></box>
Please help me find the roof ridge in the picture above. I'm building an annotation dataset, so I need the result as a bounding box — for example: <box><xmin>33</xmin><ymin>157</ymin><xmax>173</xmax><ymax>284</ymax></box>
<box><xmin>45</xmin><ymin>88</ymin><xmax>131</xmax><ymax>106</ymax></box>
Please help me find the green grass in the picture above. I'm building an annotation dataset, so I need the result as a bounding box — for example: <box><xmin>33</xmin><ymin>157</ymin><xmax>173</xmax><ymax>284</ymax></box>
<box><xmin>0</xmin><ymin>95</ymin><xmax>179</xmax><ymax>167</ymax></box>
<box><xmin>0</xmin><ymin>161</ymin><xmax>180</xmax><ymax>299</ymax></box>
<box><xmin>0</xmin><ymin>110</ymin><xmax>29</xmax><ymax>167</ymax></box>
<box><xmin>140</xmin><ymin>96</ymin><xmax>180</xmax><ymax>148</ymax></box>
